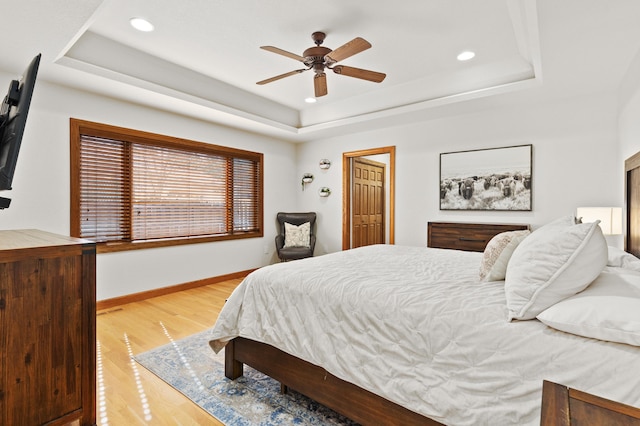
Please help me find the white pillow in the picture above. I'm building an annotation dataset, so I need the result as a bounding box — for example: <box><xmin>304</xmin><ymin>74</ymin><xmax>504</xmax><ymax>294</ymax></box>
<box><xmin>479</xmin><ymin>230</ymin><xmax>530</xmax><ymax>281</ymax></box>
<box><xmin>283</xmin><ymin>222</ymin><xmax>310</xmax><ymax>248</ymax></box>
<box><xmin>543</xmin><ymin>214</ymin><xmax>578</xmax><ymax>228</ymax></box>
<box><xmin>607</xmin><ymin>246</ymin><xmax>640</xmax><ymax>272</ymax></box>
<box><xmin>504</xmin><ymin>218</ymin><xmax>607</xmax><ymax>321</ymax></box>
<box><xmin>537</xmin><ymin>269</ymin><xmax>640</xmax><ymax>346</ymax></box>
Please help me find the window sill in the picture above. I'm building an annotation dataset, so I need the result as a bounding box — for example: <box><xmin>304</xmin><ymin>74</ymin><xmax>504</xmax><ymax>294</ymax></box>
<box><xmin>94</xmin><ymin>231</ymin><xmax>263</xmax><ymax>254</ymax></box>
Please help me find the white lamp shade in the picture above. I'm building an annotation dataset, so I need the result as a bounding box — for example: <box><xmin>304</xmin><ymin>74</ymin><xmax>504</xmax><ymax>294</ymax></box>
<box><xmin>576</xmin><ymin>207</ymin><xmax>623</xmax><ymax>235</ymax></box>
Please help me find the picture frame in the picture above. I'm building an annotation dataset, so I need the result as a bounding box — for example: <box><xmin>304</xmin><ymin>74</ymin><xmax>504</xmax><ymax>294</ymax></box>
<box><xmin>439</xmin><ymin>144</ymin><xmax>532</xmax><ymax>211</ymax></box>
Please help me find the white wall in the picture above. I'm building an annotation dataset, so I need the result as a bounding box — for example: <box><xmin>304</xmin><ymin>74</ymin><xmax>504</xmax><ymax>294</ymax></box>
<box><xmin>1</xmin><ymin>70</ymin><xmax>628</xmax><ymax>299</ymax></box>
<box><xmin>619</xmin><ymin>94</ymin><xmax>640</xmax><ymax>161</ymax></box>
<box><xmin>619</xmin><ymin>51</ymin><xmax>640</xmax><ymax>166</ymax></box>
<box><xmin>298</xmin><ymin>92</ymin><xmax>621</xmax><ymax>252</ymax></box>
<box><xmin>618</xmin><ymin>50</ymin><xmax>640</xmax><ymax>249</ymax></box>
<box><xmin>0</xmin><ymin>76</ymin><xmax>297</xmax><ymax>301</ymax></box>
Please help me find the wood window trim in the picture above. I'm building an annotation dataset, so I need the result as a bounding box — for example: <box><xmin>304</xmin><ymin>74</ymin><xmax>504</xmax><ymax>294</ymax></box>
<box><xmin>70</xmin><ymin>118</ymin><xmax>264</xmax><ymax>253</ymax></box>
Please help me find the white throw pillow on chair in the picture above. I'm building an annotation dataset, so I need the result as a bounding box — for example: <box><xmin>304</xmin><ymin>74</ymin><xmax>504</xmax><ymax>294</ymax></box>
<box><xmin>283</xmin><ymin>222</ymin><xmax>311</xmax><ymax>248</ymax></box>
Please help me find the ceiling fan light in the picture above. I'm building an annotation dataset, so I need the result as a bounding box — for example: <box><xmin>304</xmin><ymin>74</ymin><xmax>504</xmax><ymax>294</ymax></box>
<box><xmin>130</xmin><ymin>17</ymin><xmax>154</xmax><ymax>32</ymax></box>
<box><xmin>305</xmin><ymin>97</ymin><xmax>317</xmax><ymax>103</ymax></box>
<box><xmin>457</xmin><ymin>51</ymin><xmax>475</xmax><ymax>61</ymax></box>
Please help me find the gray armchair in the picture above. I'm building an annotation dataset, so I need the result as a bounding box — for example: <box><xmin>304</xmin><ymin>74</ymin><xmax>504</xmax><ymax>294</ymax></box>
<box><xmin>275</xmin><ymin>212</ymin><xmax>316</xmax><ymax>261</ymax></box>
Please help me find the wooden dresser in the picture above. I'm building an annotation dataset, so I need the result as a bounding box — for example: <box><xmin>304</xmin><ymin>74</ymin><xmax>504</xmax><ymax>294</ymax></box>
<box><xmin>0</xmin><ymin>229</ymin><xmax>96</xmax><ymax>426</ymax></box>
<box><xmin>427</xmin><ymin>221</ymin><xmax>530</xmax><ymax>252</ymax></box>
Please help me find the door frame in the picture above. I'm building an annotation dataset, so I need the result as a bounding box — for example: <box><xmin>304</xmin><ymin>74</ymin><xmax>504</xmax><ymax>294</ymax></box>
<box><xmin>342</xmin><ymin>146</ymin><xmax>395</xmax><ymax>250</ymax></box>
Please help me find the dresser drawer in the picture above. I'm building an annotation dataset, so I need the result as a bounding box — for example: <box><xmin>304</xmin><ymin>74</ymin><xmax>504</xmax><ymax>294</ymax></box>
<box><xmin>427</xmin><ymin>222</ymin><xmax>529</xmax><ymax>252</ymax></box>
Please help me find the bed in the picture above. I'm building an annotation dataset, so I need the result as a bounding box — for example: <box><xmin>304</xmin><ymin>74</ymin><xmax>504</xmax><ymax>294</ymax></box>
<box><xmin>209</xmin><ymin>155</ymin><xmax>640</xmax><ymax>425</ymax></box>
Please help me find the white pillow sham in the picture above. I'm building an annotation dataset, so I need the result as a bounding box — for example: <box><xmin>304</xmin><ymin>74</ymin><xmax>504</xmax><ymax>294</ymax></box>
<box><xmin>479</xmin><ymin>230</ymin><xmax>530</xmax><ymax>281</ymax></box>
<box><xmin>537</xmin><ymin>268</ymin><xmax>640</xmax><ymax>346</ymax></box>
<box><xmin>504</xmin><ymin>217</ymin><xmax>607</xmax><ymax>321</ymax></box>
<box><xmin>283</xmin><ymin>221</ymin><xmax>311</xmax><ymax>248</ymax></box>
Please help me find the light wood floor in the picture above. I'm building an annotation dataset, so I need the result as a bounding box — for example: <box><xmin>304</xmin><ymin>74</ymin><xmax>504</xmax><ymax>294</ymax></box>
<box><xmin>96</xmin><ymin>279</ymin><xmax>242</xmax><ymax>426</ymax></box>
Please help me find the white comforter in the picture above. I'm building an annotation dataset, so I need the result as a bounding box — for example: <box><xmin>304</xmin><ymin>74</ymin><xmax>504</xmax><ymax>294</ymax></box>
<box><xmin>210</xmin><ymin>245</ymin><xmax>640</xmax><ymax>425</ymax></box>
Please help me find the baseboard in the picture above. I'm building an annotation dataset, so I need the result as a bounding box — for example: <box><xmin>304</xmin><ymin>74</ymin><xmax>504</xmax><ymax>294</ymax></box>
<box><xmin>96</xmin><ymin>269</ymin><xmax>255</xmax><ymax>311</ymax></box>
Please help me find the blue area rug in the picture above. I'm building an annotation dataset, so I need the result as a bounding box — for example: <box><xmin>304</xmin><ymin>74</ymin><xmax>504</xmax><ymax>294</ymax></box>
<box><xmin>134</xmin><ymin>330</ymin><xmax>358</xmax><ymax>425</ymax></box>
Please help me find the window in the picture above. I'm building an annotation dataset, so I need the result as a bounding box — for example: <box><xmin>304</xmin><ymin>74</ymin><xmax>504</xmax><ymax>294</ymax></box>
<box><xmin>70</xmin><ymin>119</ymin><xmax>263</xmax><ymax>252</ymax></box>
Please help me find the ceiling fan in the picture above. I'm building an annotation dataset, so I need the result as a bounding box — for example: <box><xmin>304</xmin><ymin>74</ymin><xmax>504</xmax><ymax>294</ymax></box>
<box><xmin>257</xmin><ymin>31</ymin><xmax>386</xmax><ymax>97</ymax></box>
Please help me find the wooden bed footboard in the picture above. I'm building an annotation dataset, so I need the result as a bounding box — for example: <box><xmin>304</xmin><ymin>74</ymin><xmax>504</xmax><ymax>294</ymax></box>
<box><xmin>541</xmin><ymin>380</ymin><xmax>640</xmax><ymax>425</ymax></box>
<box><xmin>224</xmin><ymin>337</ymin><xmax>441</xmax><ymax>426</ymax></box>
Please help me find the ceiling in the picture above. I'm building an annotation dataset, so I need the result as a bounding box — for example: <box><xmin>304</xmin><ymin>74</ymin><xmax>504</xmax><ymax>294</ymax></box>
<box><xmin>1</xmin><ymin>0</ymin><xmax>640</xmax><ymax>142</ymax></box>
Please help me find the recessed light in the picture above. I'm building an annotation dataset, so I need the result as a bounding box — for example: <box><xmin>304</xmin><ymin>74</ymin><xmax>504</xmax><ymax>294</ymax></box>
<box><xmin>457</xmin><ymin>51</ymin><xmax>475</xmax><ymax>61</ymax></box>
<box><xmin>130</xmin><ymin>17</ymin><xmax>154</xmax><ymax>32</ymax></box>
<box><xmin>304</xmin><ymin>97</ymin><xmax>317</xmax><ymax>104</ymax></box>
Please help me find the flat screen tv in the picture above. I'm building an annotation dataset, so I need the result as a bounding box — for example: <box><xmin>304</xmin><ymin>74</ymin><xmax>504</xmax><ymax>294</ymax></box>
<box><xmin>0</xmin><ymin>53</ymin><xmax>41</xmax><ymax>209</ymax></box>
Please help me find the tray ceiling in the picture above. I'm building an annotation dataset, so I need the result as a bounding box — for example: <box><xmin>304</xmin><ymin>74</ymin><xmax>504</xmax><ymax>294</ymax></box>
<box><xmin>1</xmin><ymin>0</ymin><xmax>639</xmax><ymax>141</ymax></box>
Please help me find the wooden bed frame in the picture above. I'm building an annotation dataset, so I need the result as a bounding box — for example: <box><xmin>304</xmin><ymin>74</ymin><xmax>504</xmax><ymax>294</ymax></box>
<box><xmin>222</xmin><ymin>154</ymin><xmax>640</xmax><ymax>425</ymax></box>
<box><xmin>540</xmin><ymin>381</ymin><xmax>640</xmax><ymax>425</ymax></box>
<box><xmin>225</xmin><ymin>337</ymin><xmax>434</xmax><ymax>425</ymax></box>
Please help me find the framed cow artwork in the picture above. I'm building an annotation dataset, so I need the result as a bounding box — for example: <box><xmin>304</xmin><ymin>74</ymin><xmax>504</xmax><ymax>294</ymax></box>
<box><xmin>439</xmin><ymin>144</ymin><xmax>532</xmax><ymax>211</ymax></box>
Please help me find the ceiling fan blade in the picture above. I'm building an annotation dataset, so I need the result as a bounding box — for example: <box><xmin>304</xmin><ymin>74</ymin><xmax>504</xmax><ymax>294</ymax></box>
<box><xmin>332</xmin><ymin>65</ymin><xmax>386</xmax><ymax>83</ymax></box>
<box><xmin>256</xmin><ymin>69</ymin><xmax>307</xmax><ymax>85</ymax></box>
<box><xmin>324</xmin><ymin>37</ymin><xmax>371</xmax><ymax>64</ymax></box>
<box><xmin>314</xmin><ymin>73</ymin><xmax>328</xmax><ymax>97</ymax></box>
<box><xmin>260</xmin><ymin>46</ymin><xmax>306</xmax><ymax>62</ymax></box>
